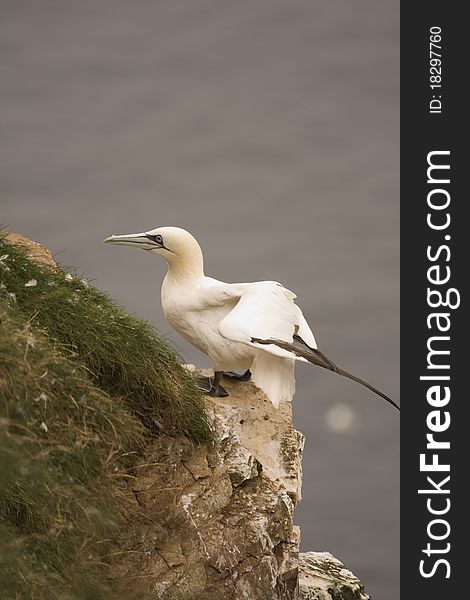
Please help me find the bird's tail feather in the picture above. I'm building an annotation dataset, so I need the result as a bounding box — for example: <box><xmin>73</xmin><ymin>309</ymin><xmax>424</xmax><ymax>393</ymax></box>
<box><xmin>252</xmin><ymin>337</ymin><xmax>399</xmax><ymax>411</ymax></box>
<box><xmin>334</xmin><ymin>366</ymin><xmax>399</xmax><ymax>411</ymax></box>
<box><xmin>251</xmin><ymin>353</ymin><xmax>295</xmax><ymax>409</ymax></box>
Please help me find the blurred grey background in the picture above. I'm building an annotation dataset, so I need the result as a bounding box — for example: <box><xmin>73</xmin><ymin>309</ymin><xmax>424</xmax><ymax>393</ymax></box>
<box><xmin>1</xmin><ymin>0</ymin><xmax>399</xmax><ymax>598</ymax></box>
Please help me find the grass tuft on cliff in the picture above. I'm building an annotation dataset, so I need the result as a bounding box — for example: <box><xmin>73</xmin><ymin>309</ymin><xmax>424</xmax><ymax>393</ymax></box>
<box><xmin>0</xmin><ymin>233</ymin><xmax>211</xmax><ymax>598</ymax></box>
<box><xmin>0</xmin><ymin>304</ymin><xmax>142</xmax><ymax>599</ymax></box>
<box><xmin>0</xmin><ymin>234</ymin><xmax>211</xmax><ymax>441</ymax></box>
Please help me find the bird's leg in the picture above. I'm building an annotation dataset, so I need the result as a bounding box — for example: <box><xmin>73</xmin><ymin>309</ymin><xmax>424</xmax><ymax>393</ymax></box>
<box><xmin>222</xmin><ymin>369</ymin><xmax>252</xmax><ymax>381</ymax></box>
<box><xmin>208</xmin><ymin>371</ymin><xmax>229</xmax><ymax>397</ymax></box>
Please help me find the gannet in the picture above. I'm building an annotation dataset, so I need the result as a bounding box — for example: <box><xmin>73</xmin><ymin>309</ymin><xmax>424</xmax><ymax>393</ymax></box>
<box><xmin>104</xmin><ymin>226</ymin><xmax>399</xmax><ymax>411</ymax></box>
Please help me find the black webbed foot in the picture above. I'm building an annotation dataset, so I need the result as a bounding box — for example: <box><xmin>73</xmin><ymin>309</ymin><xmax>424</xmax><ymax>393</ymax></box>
<box><xmin>222</xmin><ymin>369</ymin><xmax>252</xmax><ymax>381</ymax></box>
<box><xmin>196</xmin><ymin>376</ymin><xmax>213</xmax><ymax>394</ymax></box>
<box><xmin>208</xmin><ymin>384</ymin><xmax>229</xmax><ymax>397</ymax></box>
<box><xmin>197</xmin><ymin>372</ymin><xmax>229</xmax><ymax>397</ymax></box>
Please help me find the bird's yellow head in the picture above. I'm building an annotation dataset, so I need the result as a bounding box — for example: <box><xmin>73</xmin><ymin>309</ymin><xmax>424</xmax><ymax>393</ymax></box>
<box><xmin>104</xmin><ymin>226</ymin><xmax>204</xmax><ymax>279</ymax></box>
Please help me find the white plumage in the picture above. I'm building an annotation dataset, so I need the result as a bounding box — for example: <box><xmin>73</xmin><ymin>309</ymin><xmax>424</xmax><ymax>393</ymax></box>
<box><xmin>104</xmin><ymin>226</ymin><xmax>398</xmax><ymax>411</ymax></box>
<box><xmin>163</xmin><ymin>278</ymin><xmax>306</xmax><ymax>408</ymax></box>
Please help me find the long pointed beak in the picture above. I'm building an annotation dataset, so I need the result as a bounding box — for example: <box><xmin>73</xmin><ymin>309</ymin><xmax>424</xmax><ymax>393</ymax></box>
<box><xmin>103</xmin><ymin>232</ymin><xmax>156</xmax><ymax>249</ymax></box>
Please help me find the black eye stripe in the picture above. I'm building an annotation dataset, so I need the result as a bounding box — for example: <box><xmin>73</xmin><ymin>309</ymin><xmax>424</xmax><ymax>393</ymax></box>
<box><xmin>147</xmin><ymin>234</ymin><xmax>163</xmax><ymax>244</ymax></box>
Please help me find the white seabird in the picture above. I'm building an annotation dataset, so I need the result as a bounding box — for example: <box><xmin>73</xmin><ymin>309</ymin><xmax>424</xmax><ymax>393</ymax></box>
<box><xmin>104</xmin><ymin>226</ymin><xmax>399</xmax><ymax>411</ymax></box>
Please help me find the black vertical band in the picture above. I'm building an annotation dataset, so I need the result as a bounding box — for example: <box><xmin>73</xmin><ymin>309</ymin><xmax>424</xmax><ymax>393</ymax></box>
<box><xmin>401</xmin><ymin>3</ymin><xmax>465</xmax><ymax>597</ymax></box>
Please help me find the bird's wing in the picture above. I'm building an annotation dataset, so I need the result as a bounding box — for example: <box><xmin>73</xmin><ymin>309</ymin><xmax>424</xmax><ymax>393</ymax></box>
<box><xmin>295</xmin><ymin>309</ymin><xmax>318</xmax><ymax>349</ymax></box>
<box><xmin>214</xmin><ymin>280</ymin><xmax>399</xmax><ymax>410</ymax></box>
<box><xmin>217</xmin><ymin>281</ymin><xmax>318</xmax><ymax>361</ymax></box>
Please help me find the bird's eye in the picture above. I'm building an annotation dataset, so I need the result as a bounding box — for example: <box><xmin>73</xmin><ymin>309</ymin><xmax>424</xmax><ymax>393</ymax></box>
<box><xmin>148</xmin><ymin>234</ymin><xmax>163</xmax><ymax>244</ymax></box>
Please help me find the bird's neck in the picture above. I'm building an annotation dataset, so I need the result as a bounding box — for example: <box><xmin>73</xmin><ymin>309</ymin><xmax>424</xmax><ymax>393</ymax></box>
<box><xmin>165</xmin><ymin>252</ymin><xmax>205</xmax><ymax>283</ymax></box>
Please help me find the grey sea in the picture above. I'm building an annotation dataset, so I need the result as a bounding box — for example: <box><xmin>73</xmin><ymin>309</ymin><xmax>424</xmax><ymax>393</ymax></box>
<box><xmin>2</xmin><ymin>1</ymin><xmax>399</xmax><ymax>598</ymax></box>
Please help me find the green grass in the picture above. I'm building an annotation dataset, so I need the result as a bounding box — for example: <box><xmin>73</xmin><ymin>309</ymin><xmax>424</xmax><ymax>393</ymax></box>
<box><xmin>0</xmin><ymin>305</ymin><xmax>141</xmax><ymax>599</ymax></box>
<box><xmin>0</xmin><ymin>234</ymin><xmax>210</xmax><ymax>442</ymax></box>
<box><xmin>0</xmin><ymin>233</ymin><xmax>212</xmax><ymax>598</ymax></box>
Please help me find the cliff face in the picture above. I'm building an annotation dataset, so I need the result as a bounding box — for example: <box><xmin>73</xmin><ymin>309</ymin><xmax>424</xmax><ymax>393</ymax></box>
<box><xmin>299</xmin><ymin>552</ymin><xmax>371</xmax><ymax>600</ymax></box>
<box><xmin>112</xmin><ymin>369</ymin><xmax>303</xmax><ymax>600</ymax></box>
<box><xmin>112</xmin><ymin>368</ymin><xmax>371</xmax><ymax>600</ymax></box>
